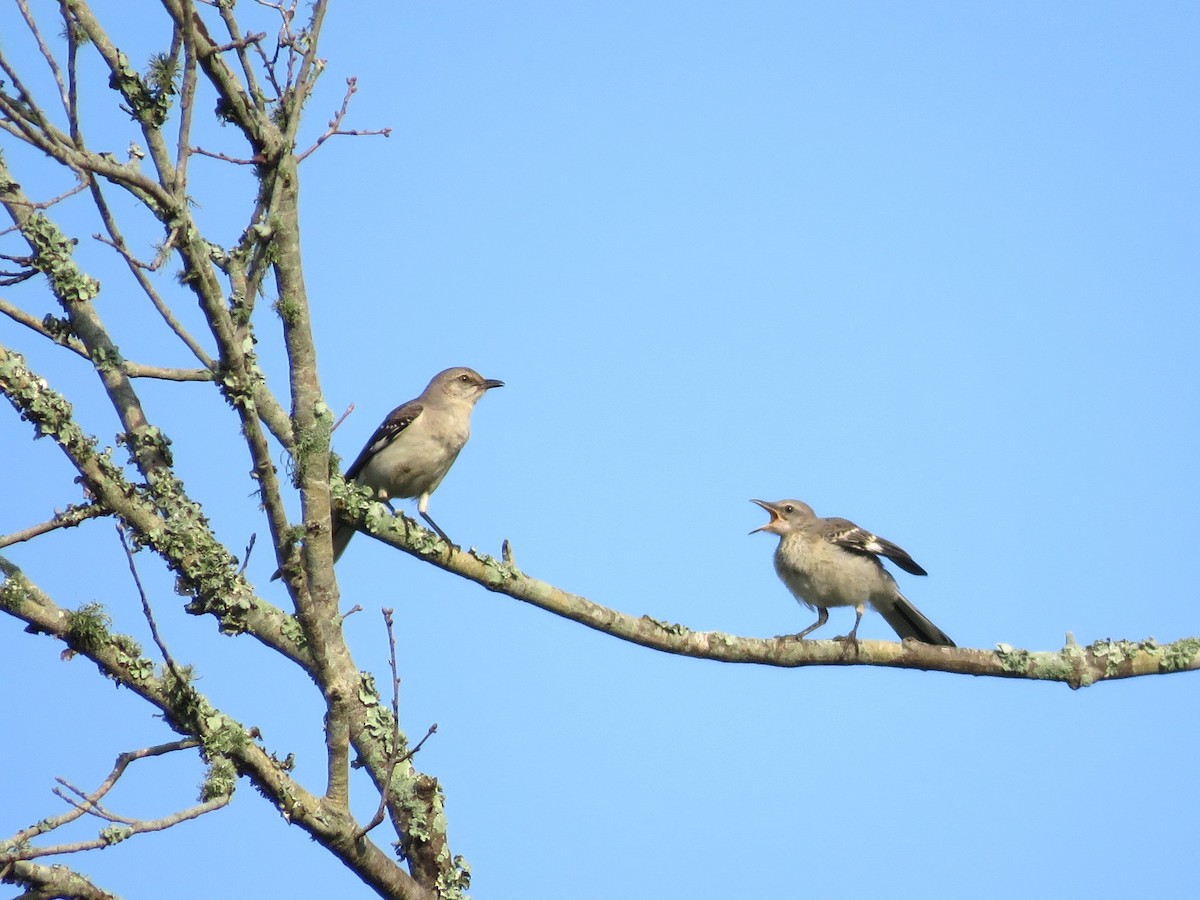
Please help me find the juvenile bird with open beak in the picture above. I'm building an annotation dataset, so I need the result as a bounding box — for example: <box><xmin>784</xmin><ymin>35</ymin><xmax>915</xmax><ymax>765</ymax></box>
<box><xmin>751</xmin><ymin>499</ymin><xmax>954</xmax><ymax>647</ymax></box>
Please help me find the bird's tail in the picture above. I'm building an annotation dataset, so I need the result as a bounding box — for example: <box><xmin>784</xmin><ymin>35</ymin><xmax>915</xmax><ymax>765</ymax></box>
<box><xmin>270</xmin><ymin>522</ymin><xmax>355</xmax><ymax>581</ymax></box>
<box><xmin>879</xmin><ymin>593</ymin><xmax>955</xmax><ymax>647</ymax></box>
<box><xmin>331</xmin><ymin>521</ymin><xmax>355</xmax><ymax>564</ymax></box>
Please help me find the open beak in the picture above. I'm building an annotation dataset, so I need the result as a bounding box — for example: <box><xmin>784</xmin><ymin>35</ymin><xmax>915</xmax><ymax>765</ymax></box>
<box><xmin>749</xmin><ymin>499</ymin><xmax>781</xmax><ymax>535</ymax></box>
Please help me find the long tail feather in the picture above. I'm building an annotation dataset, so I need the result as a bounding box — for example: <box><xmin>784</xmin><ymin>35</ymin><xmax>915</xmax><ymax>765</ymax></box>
<box><xmin>878</xmin><ymin>593</ymin><xmax>955</xmax><ymax>646</ymax></box>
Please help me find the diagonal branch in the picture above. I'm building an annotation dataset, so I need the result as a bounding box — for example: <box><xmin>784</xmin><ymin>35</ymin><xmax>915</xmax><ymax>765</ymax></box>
<box><xmin>86</xmin><ymin>181</ymin><xmax>216</xmax><ymax>368</ymax></box>
<box><xmin>296</xmin><ymin>77</ymin><xmax>391</xmax><ymax>162</ymax></box>
<box><xmin>331</xmin><ymin>481</ymin><xmax>1200</xmax><ymax>689</ymax></box>
<box><xmin>0</xmin><ymin>161</ymin><xmax>175</xmax><ymax>481</ymax></box>
<box><xmin>356</xmin><ymin>610</ymin><xmax>438</xmax><ymax>843</ymax></box>
<box><xmin>11</xmin><ymin>794</ymin><xmax>230</xmax><ymax>861</ymax></box>
<box><xmin>0</xmin><ymin>558</ymin><xmax>436</xmax><ymax>900</ymax></box>
<box><xmin>8</xmin><ymin>740</ymin><xmax>202</xmax><ymax>848</ymax></box>
<box><xmin>116</xmin><ymin>523</ymin><xmax>186</xmax><ymax>686</ymax></box>
<box><xmin>0</xmin><ymin>503</ymin><xmax>106</xmax><ymax>550</ymax></box>
<box><xmin>14</xmin><ymin>0</ymin><xmax>70</xmax><ymax>120</ymax></box>
<box><xmin>0</xmin><ymin>296</ymin><xmax>211</xmax><ymax>381</ymax></box>
<box><xmin>1</xmin><ymin>859</ymin><xmax>117</xmax><ymax>900</ymax></box>
<box><xmin>0</xmin><ymin>344</ymin><xmax>309</xmax><ymax>666</ymax></box>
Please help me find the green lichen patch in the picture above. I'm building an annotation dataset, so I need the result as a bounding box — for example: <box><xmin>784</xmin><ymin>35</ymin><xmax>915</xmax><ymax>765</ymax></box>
<box><xmin>0</xmin><ymin>566</ymin><xmax>29</xmax><ymax>612</ymax></box>
<box><xmin>437</xmin><ymin>854</ymin><xmax>472</xmax><ymax>900</ymax></box>
<box><xmin>1159</xmin><ymin>636</ymin><xmax>1200</xmax><ymax>673</ymax></box>
<box><xmin>202</xmin><ymin>712</ymin><xmax>249</xmax><ymax>757</ymax></box>
<box><xmin>108</xmin><ymin>50</ymin><xmax>177</xmax><ymax>128</ymax></box>
<box><xmin>66</xmin><ymin>602</ymin><xmax>112</xmax><ymax>654</ymax></box>
<box><xmin>200</xmin><ymin>756</ymin><xmax>237</xmax><ymax>802</ymax></box>
<box><xmin>993</xmin><ymin>642</ymin><xmax>1031</xmax><ymax>674</ymax></box>
<box><xmin>469</xmin><ymin>548</ymin><xmax>521</xmax><ymax>586</ymax></box>
<box><xmin>22</xmin><ymin>214</ymin><xmax>101</xmax><ymax>304</ymax></box>
<box><xmin>358</xmin><ymin>672</ymin><xmax>380</xmax><ymax>706</ymax></box>
<box><xmin>363</xmin><ymin>705</ymin><xmax>397</xmax><ymax>756</ymax></box>
<box><xmin>99</xmin><ymin>824</ymin><xmax>133</xmax><ymax>845</ymax></box>
<box><xmin>641</xmin><ymin>615</ymin><xmax>690</xmax><ymax>637</ymax></box>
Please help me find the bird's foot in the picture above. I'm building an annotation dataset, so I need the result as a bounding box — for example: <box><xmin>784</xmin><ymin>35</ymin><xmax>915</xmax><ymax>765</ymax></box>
<box><xmin>832</xmin><ymin>633</ymin><xmax>861</xmax><ymax>658</ymax></box>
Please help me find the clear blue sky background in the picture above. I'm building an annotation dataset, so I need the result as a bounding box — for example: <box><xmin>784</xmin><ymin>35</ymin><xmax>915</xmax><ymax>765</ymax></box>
<box><xmin>2</xmin><ymin>2</ymin><xmax>1198</xmax><ymax>898</ymax></box>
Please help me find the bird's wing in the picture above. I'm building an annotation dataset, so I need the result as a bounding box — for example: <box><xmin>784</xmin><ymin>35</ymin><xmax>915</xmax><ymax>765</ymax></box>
<box><xmin>343</xmin><ymin>400</ymin><xmax>424</xmax><ymax>480</ymax></box>
<box><xmin>823</xmin><ymin>518</ymin><xmax>928</xmax><ymax>576</ymax></box>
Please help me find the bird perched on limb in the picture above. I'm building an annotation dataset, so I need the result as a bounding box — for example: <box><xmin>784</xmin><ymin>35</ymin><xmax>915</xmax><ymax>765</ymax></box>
<box><xmin>334</xmin><ymin>366</ymin><xmax>504</xmax><ymax>557</ymax></box>
<box><xmin>750</xmin><ymin>499</ymin><xmax>954</xmax><ymax>647</ymax></box>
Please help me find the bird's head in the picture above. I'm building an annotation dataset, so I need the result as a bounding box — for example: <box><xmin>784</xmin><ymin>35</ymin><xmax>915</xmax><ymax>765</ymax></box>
<box><xmin>749</xmin><ymin>499</ymin><xmax>815</xmax><ymax>536</ymax></box>
<box><xmin>430</xmin><ymin>367</ymin><xmax>505</xmax><ymax>405</ymax></box>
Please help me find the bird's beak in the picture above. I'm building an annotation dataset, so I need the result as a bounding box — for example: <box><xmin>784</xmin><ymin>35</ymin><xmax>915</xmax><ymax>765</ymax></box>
<box><xmin>481</xmin><ymin>379</ymin><xmax>505</xmax><ymax>390</ymax></box>
<box><xmin>749</xmin><ymin>499</ymin><xmax>781</xmax><ymax>535</ymax></box>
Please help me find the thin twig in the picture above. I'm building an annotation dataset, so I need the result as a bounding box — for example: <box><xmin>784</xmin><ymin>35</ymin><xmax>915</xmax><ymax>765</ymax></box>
<box><xmin>1</xmin><ymin>296</ymin><xmax>211</xmax><ymax>381</ymax></box>
<box><xmin>121</xmin><ymin>362</ymin><xmax>213</xmax><ymax>381</ymax></box>
<box><xmin>14</xmin><ymin>0</ymin><xmax>69</xmax><ymax>118</ymax></box>
<box><xmin>354</xmin><ymin>612</ymin><xmax>439</xmax><ymax>841</ymax></box>
<box><xmin>211</xmin><ymin>0</ymin><xmax>268</xmax><ymax>92</ymax></box>
<box><xmin>297</xmin><ymin>77</ymin><xmax>391</xmax><ymax>162</ymax></box>
<box><xmin>0</xmin><ymin>40</ymin><xmax>57</xmax><ymax>139</ymax></box>
<box><xmin>238</xmin><ymin>533</ymin><xmax>257</xmax><ymax>576</ymax></box>
<box><xmin>92</xmin><ymin>229</ymin><xmax>178</xmax><ymax>272</ymax></box>
<box><xmin>86</xmin><ymin>184</ymin><xmax>215</xmax><ymax>368</ymax></box>
<box><xmin>356</xmin><ymin>608</ymin><xmax>403</xmax><ymax>841</ymax></box>
<box><xmin>332</xmin><ymin>402</ymin><xmax>354</xmax><ymax>433</ymax></box>
<box><xmin>0</xmin><ymin>269</ymin><xmax>36</xmax><ymax>284</ymax></box>
<box><xmin>116</xmin><ymin>524</ymin><xmax>185</xmax><ymax>687</ymax></box>
<box><xmin>61</xmin><ymin>0</ymin><xmax>81</xmax><ymax>144</ymax></box>
<box><xmin>53</xmin><ymin>778</ymin><xmax>135</xmax><ymax>825</ymax></box>
<box><xmin>247</xmin><ymin>0</ymin><xmax>294</xmax><ymax>101</ymax></box>
<box><xmin>189</xmin><ymin>145</ymin><xmax>263</xmax><ymax>165</ymax></box>
<box><xmin>0</xmin><ymin>503</ymin><xmax>106</xmax><ymax>550</ymax></box>
<box><xmin>4</xmin><ymin>740</ymin><xmax>201</xmax><ymax>851</ymax></box>
<box><xmin>0</xmin><ymin>179</ymin><xmax>90</xmax><ymax>216</ymax></box>
<box><xmin>9</xmin><ymin>795</ymin><xmax>230</xmax><ymax>861</ymax></box>
<box><xmin>175</xmin><ymin>2</ymin><xmax>199</xmax><ymax>198</ymax></box>
<box><xmin>0</xmin><ymin>296</ymin><xmax>84</xmax><ymax>353</ymax></box>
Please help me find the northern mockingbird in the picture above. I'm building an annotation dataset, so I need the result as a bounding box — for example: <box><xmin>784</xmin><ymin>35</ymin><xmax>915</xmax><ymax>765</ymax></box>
<box><xmin>332</xmin><ymin>366</ymin><xmax>503</xmax><ymax>561</ymax></box>
<box><xmin>750</xmin><ymin>499</ymin><xmax>954</xmax><ymax>647</ymax></box>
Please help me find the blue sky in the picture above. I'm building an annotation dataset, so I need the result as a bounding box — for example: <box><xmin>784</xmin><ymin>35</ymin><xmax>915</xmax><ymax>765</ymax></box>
<box><xmin>2</xmin><ymin>2</ymin><xmax>1198</xmax><ymax>898</ymax></box>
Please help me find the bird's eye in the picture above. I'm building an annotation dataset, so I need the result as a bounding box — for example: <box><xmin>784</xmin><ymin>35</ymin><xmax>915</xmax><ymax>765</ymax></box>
<box><xmin>783</xmin><ymin>505</ymin><xmax>794</xmax><ymax>513</ymax></box>
<box><xmin>459</xmin><ymin>374</ymin><xmax>471</xmax><ymax>383</ymax></box>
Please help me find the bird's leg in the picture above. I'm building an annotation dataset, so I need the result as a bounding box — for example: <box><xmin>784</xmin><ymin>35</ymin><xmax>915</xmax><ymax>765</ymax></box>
<box><xmin>792</xmin><ymin>607</ymin><xmax>829</xmax><ymax>640</ymax></box>
<box><xmin>420</xmin><ymin>510</ymin><xmax>454</xmax><ymax>546</ymax></box>
<box><xmin>378</xmin><ymin>496</ymin><xmax>416</xmax><ymax>539</ymax></box>
<box><xmin>834</xmin><ymin>604</ymin><xmax>864</xmax><ymax>657</ymax></box>
<box><xmin>374</xmin><ymin>487</ymin><xmax>398</xmax><ymax>515</ymax></box>
<box><xmin>417</xmin><ymin>493</ymin><xmax>455</xmax><ymax>549</ymax></box>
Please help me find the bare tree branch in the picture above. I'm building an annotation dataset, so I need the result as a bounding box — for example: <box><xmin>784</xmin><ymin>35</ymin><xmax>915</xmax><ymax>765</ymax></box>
<box><xmin>116</xmin><ymin>523</ymin><xmax>186</xmax><ymax>686</ymax></box>
<box><xmin>330</xmin><ymin>483</ymin><xmax>1200</xmax><ymax>689</ymax></box>
<box><xmin>5</xmin><ymin>741</ymin><xmax>202</xmax><ymax>852</ymax></box>
<box><xmin>0</xmin><ymin>558</ymin><xmax>437</xmax><ymax>900</ymax></box>
<box><xmin>296</xmin><ymin>77</ymin><xmax>391</xmax><ymax>162</ymax></box>
<box><xmin>1</xmin><ymin>858</ymin><xmax>118</xmax><ymax>900</ymax></box>
<box><xmin>0</xmin><ymin>179</ymin><xmax>90</xmax><ymax>231</ymax></box>
<box><xmin>0</xmin><ymin>503</ymin><xmax>106</xmax><ymax>550</ymax></box>
<box><xmin>14</xmin><ymin>0</ymin><xmax>70</xmax><ymax>119</ymax></box>
<box><xmin>86</xmin><ymin>184</ymin><xmax>216</xmax><ymax>367</ymax></box>
<box><xmin>0</xmin><ymin>297</ymin><xmax>210</xmax><ymax>380</ymax></box>
<box><xmin>0</xmin><ymin>345</ymin><xmax>310</xmax><ymax>666</ymax></box>
<box><xmin>357</xmin><ymin>610</ymin><xmax>437</xmax><ymax>842</ymax></box>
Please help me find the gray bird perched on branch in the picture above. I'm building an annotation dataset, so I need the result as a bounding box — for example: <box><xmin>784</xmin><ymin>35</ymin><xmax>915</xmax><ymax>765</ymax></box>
<box><xmin>750</xmin><ymin>499</ymin><xmax>954</xmax><ymax>647</ymax></box>
<box><xmin>332</xmin><ymin>366</ymin><xmax>503</xmax><ymax>561</ymax></box>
